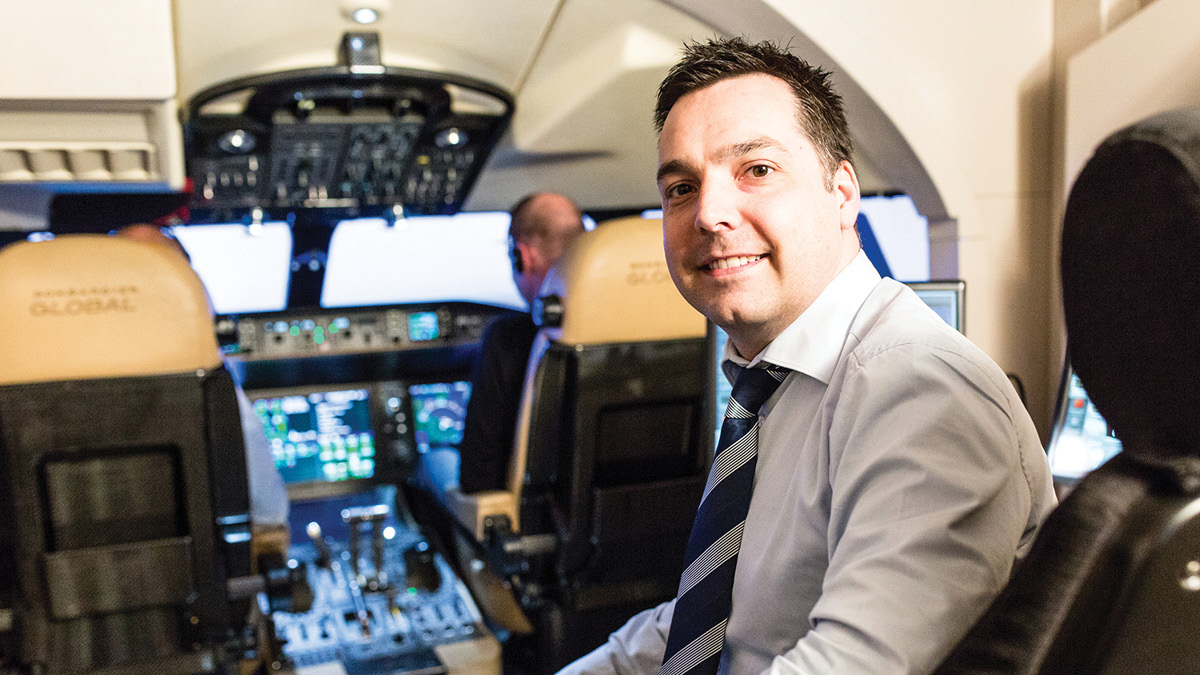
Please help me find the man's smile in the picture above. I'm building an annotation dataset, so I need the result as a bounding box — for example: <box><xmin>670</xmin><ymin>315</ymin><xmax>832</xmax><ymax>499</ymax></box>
<box><xmin>704</xmin><ymin>254</ymin><xmax>766</xmax><ymax>272</ymax></box>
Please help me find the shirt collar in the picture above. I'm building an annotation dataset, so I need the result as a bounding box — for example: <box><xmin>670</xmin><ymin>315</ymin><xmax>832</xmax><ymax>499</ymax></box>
<box><xmin>724</xmin><ymin>251</ymin><xmax>881</xmax><ymax>384</ymax></box>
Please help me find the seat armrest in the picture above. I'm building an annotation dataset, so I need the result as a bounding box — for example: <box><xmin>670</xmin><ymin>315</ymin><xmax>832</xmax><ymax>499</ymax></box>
<box><xmin>448</xmin><ymin>489</ymin><xmax>519</xmax><ymax>541</ymax></box>
<box><xmin>250</xmin><ymin>523</ymin><xmax>291</xmax><ymax>574</ymax></box>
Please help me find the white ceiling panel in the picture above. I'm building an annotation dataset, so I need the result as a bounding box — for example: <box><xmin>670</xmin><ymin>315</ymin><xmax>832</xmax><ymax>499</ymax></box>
<box><xmin>173</xmin><ymin>0</ymin><xmax>562</xmax><ymax>101</ymax></box>
<box><xmin>467</xmin><ymin>0</ymin><xmax>715</xmax><ymax>210</ymax></box>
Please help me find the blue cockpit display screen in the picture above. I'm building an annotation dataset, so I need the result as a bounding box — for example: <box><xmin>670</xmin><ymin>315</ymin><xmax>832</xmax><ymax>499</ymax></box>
<box><xmin>408</xmin><ymin>381</ymin><xmax>471</xmax><ymax>453</ymax></box>
<box><xmin>1047</xmin><ymin>370</ymin><xmax>1123</xmax><ymax>481</ymax></box>
<box><xmin>408</xmin><ymin>312</ymin><xmax>439</xmax><ymax>341</ymax></box>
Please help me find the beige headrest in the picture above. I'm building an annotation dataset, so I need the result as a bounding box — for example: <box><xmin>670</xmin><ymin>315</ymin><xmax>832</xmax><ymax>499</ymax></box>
<box><xmin>540</xmin><ymin>216</ymin><xmax>705</xmax><ymax>345</ymax></box>
<box><xmin>0</xmin><ymin>235</ymin><xmax>220</xmax><ymax>385</ymax></box>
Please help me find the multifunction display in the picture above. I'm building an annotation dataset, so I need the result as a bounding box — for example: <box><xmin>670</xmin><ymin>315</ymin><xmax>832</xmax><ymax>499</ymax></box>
<box><xmin>253</xmin><ymin>388</ymin><xmax>376</xmax><ymax>484</ymax></box>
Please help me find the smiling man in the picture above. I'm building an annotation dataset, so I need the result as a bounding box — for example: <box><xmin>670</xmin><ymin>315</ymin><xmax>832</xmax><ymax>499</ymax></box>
<box><xmin>558</xmin><ymin>38</ymin><xmax>1055</xmax><ymax>675</ymax></box>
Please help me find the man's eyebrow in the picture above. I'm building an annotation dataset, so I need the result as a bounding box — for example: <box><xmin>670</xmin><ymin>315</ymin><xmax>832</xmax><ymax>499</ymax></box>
<box><xmin>656</xmin><ymin>159</ymin><xmax>693</xmax><ymax>184</ymax></box>
<box><xmin>716</xmin><ymin>137</ymin><xmax>788</xmax><ymax>163</ymax></box>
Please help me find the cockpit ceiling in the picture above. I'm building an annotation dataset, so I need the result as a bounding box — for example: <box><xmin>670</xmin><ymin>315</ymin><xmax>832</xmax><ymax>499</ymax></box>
<box><xmin>174</xmin><ymin>0</ymin><xmax>896</xmax><ymax>213</ymax></box>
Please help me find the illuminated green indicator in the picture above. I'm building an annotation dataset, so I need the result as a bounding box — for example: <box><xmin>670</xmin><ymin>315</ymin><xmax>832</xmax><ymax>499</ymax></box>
<box><xmin>289</xmin><ymin>326</ymin><xmax>301</xmax><ymax>336</ymax></box>
<box><xmin>328</xmin><ymin>323</ymin><xmax>338</xmax><ymax>333</ymax></box>
<box><xmin>407</xmin><ymin>587</ymin><xmax>418</xmax><ymax>595</ymax></box>
<box><xmin>314</xmin><ymin>326</ymin><xmax>325</xmax><ymax>345</ymax></box>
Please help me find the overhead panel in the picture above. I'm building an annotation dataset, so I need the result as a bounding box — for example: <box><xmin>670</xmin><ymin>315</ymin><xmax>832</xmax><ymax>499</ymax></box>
<box><xmin>173</xmin><ymin>0</ymin><xmax>572</xmax><ymax>221</ymax></box>
<box><xmin>184</xmin><ymin>42</ymin><xmax>514</xmax><ymax>222</ymax></box>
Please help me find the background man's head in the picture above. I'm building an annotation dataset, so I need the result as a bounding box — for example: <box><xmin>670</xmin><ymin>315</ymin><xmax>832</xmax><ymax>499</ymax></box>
<box><xmin>655</xmin><ymin>37</ymin><xmax>853</xmax><ymax>190</ymax></box>
<box><xmin>654</xmin><ymin>38</ymin><xmax>862</xmax><ymax>358</ymax></box>
<box><xmin>114</xmin><ymin>223</ymin><xmax>215</xmax><ymax>315</ymax></box>
<box><xmin>508</xmin><ymin>192</ymin><xmax>586</xmax><ymax>305</ymax></box>
<box><xmin>114</xmin><ymin>223</ymin><xmax>191</xmax><ymax>261</ymax></box>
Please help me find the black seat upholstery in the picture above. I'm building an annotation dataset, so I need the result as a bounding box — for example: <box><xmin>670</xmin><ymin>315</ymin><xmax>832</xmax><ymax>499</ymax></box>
<box><xmin>446</xmin><ymin>216</ymin><xmax>709</xmax><ymax>673</ymax></box>
<box><xmin>0</xmin><ymin>235</ymin><xmax>254</xmax><ymax>674</ymax></box>
<box><xmin>934</xmin><ymin>107</ymin><xmax>1200</xmax><ymax>674</ymax></box>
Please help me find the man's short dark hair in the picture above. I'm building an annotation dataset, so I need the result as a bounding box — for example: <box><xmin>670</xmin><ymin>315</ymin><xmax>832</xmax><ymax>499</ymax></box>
<box><xmin>654</xmin><ymin>37</ymin><xmax>853</xmax><ymax>183</ymax></box>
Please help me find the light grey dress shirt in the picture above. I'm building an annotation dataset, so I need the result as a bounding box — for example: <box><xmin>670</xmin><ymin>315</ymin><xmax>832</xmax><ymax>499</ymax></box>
<box><xmin>558</xmin><ymin>252</ymin><xmax>1056</xmax><ymax>675</ymax></box>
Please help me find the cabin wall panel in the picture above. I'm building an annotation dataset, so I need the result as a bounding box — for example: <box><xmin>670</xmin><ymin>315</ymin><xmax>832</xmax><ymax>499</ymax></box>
<box><xmin>1047</xmin><ymin>0</ymin><xmax>1107</xmax><ymax>434</ymax></box>
<box><xmin>1064</xmin><ymin>0</ymin><xmax>1200</xmax><ymax>191</ymax></box>
<box><xmin>0</xmin><ymin>0</ymin><xmax>175</xmax><ymax>100</ymax></box>
<box><xmin>962</xmin><ymin>193</ymin><xmax>1056</xmax><ymax>435</ymax></box>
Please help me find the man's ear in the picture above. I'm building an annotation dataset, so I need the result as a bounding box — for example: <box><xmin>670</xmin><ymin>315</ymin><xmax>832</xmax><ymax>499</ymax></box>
<box><xmin>833</xmin><ymin>161</ymin><xmax>861</xmax><ymax>231</ymax></box>
<box><xmin>514</xmin><ymin>239</ymin><xmax>541</xmax><ymax>275</ymax></box>
<box><xmin>509</xmin><ymin>237</ymin><xmax>526</xmax><ymax>273</ymax></box>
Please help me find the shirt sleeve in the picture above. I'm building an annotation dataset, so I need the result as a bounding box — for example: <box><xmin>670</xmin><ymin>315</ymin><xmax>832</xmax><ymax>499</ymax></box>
<box><xmin>767</xmin><ymin>342</ymin><xmax>1039</xmax><ymax>674</ymax></box>
<box><xmin>557</xmin><ymin>600</ymin><xmax>675</xmax><ymax>675</ymax></box>
<box><xmin>237</xmin><ymin>386</ymin><xmax>290</xmax><ymax>527</ymax></box>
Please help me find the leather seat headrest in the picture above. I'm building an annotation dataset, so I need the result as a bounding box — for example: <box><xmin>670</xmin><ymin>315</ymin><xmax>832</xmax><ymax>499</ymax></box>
<box><xmin>538</xmin><ymin>216</ymin><xmax>705</xmax><ymax>345</ymax></box>
<box><xmin>1062</xmin><ymin>106</ymin><xmax>1200</xmax><ymax>456</ymax></box>
<box><xmin>0</xmin><ymin>234</ymin><xmax>220</xmax><ymax>385</ymax></box>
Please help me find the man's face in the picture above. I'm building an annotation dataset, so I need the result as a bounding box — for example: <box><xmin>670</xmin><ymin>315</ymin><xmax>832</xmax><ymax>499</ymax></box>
<box><xmin>657</xmin><ymin>74</ymin><xmax>860</xmax><ymax>357</ymax></box>
<box><xmin>511</xmin><ymin>193</ymin><xmax>584</xmax><ymax>306</ymax></box>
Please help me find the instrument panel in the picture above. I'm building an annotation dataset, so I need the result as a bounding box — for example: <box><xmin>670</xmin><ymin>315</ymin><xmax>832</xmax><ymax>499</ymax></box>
<box><xmin>244</xmin><ymin>377</ymin><xmax>473</xmax><ymax>502</ymax></box>
<box><xmin>218</xmin><ymin>303</ymin><xmax>497</xmax><ymax>361</ymax></box>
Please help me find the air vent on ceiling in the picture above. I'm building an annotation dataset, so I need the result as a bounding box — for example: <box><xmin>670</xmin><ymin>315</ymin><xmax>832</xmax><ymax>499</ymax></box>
<box><xmin>0</xmin><ymin>144</ymin><xmax>158</xmax><ymax>182</ymax></box>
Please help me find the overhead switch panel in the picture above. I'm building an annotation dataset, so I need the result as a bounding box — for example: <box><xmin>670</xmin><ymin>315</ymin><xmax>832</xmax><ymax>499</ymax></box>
<box><xmin>184</xmin><ymin>45</ymin><xmax>512</xmax><ymax>222</ymax></box>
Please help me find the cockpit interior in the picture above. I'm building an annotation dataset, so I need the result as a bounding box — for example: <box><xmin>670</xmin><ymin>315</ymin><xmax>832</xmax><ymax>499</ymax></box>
<box><xmin>3</xmin><ymin>1</ymin><xmax>1200</xmax><ymax>674</ymax></box>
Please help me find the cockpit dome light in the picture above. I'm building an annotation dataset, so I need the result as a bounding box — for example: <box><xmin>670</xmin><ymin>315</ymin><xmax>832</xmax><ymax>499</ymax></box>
<box><xmin>341</xmin><ymin>0</ymin><xmax>388</xmax><ymax>24</ymax></box>
<box><xmin>351</xmin><ymin>8</ymin><xmax>378</xmax><ymax>24</ymax></box>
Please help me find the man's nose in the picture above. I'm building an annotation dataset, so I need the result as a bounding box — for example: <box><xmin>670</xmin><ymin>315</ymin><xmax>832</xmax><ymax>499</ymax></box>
<box><xmin>694</xmin><ymin>179</ymin><xmax>739</xmax><ymax>233</ymax></box>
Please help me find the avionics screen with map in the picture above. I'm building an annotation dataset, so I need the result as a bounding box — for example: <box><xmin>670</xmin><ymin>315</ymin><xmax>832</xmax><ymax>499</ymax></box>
<box><xmin>408</xmin><ymin>381</ymin><xmax>471</xmax><ymax>453</ymax></box>
<box><xmin>251</xmin><ymin>388</ymin><xmax>376</xmax><ymax>484</ymax></box>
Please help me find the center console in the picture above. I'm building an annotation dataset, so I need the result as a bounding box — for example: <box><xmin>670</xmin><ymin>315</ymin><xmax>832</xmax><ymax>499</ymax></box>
<box><xmin>265</xmin><ymin>488</ymin><xmax>496</xmax><ymax>675</ymax></box>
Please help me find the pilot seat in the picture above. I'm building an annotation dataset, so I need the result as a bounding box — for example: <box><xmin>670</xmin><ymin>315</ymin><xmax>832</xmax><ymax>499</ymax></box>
<box><xmin>933</xmin><ymin>107</ymin><xmax>1200</xmax><ymax>673</ymax></box>
<box><xmin>0</xmin><ymin>235</ymin><xmax>272</xmax><ymax>674</ymax></box>
<box><xmin>446</xmin><ymin>216</ymin><xmax>709</xmax><ymax>673</ymax></box>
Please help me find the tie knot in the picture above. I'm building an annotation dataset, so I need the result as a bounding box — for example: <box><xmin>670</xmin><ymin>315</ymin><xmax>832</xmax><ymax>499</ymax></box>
<box><xmin>725</xmin><ymin>365</ymin><xmax>790</xmax><ymax>420</ymax></box>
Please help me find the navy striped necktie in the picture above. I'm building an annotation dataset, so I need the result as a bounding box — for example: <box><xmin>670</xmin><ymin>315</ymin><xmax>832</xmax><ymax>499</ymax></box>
<box><xmin>661</xmin><ymin>363</ymin><xmax>790</xmax><ymax>675</ymax></box>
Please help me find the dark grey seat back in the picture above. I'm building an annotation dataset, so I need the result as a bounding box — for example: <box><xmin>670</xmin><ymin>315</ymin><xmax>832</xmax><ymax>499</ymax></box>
<box><xmin>934</xmin><ymin>107</ymin><xmax>1200</xmax><ymax>675</ymax></box>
